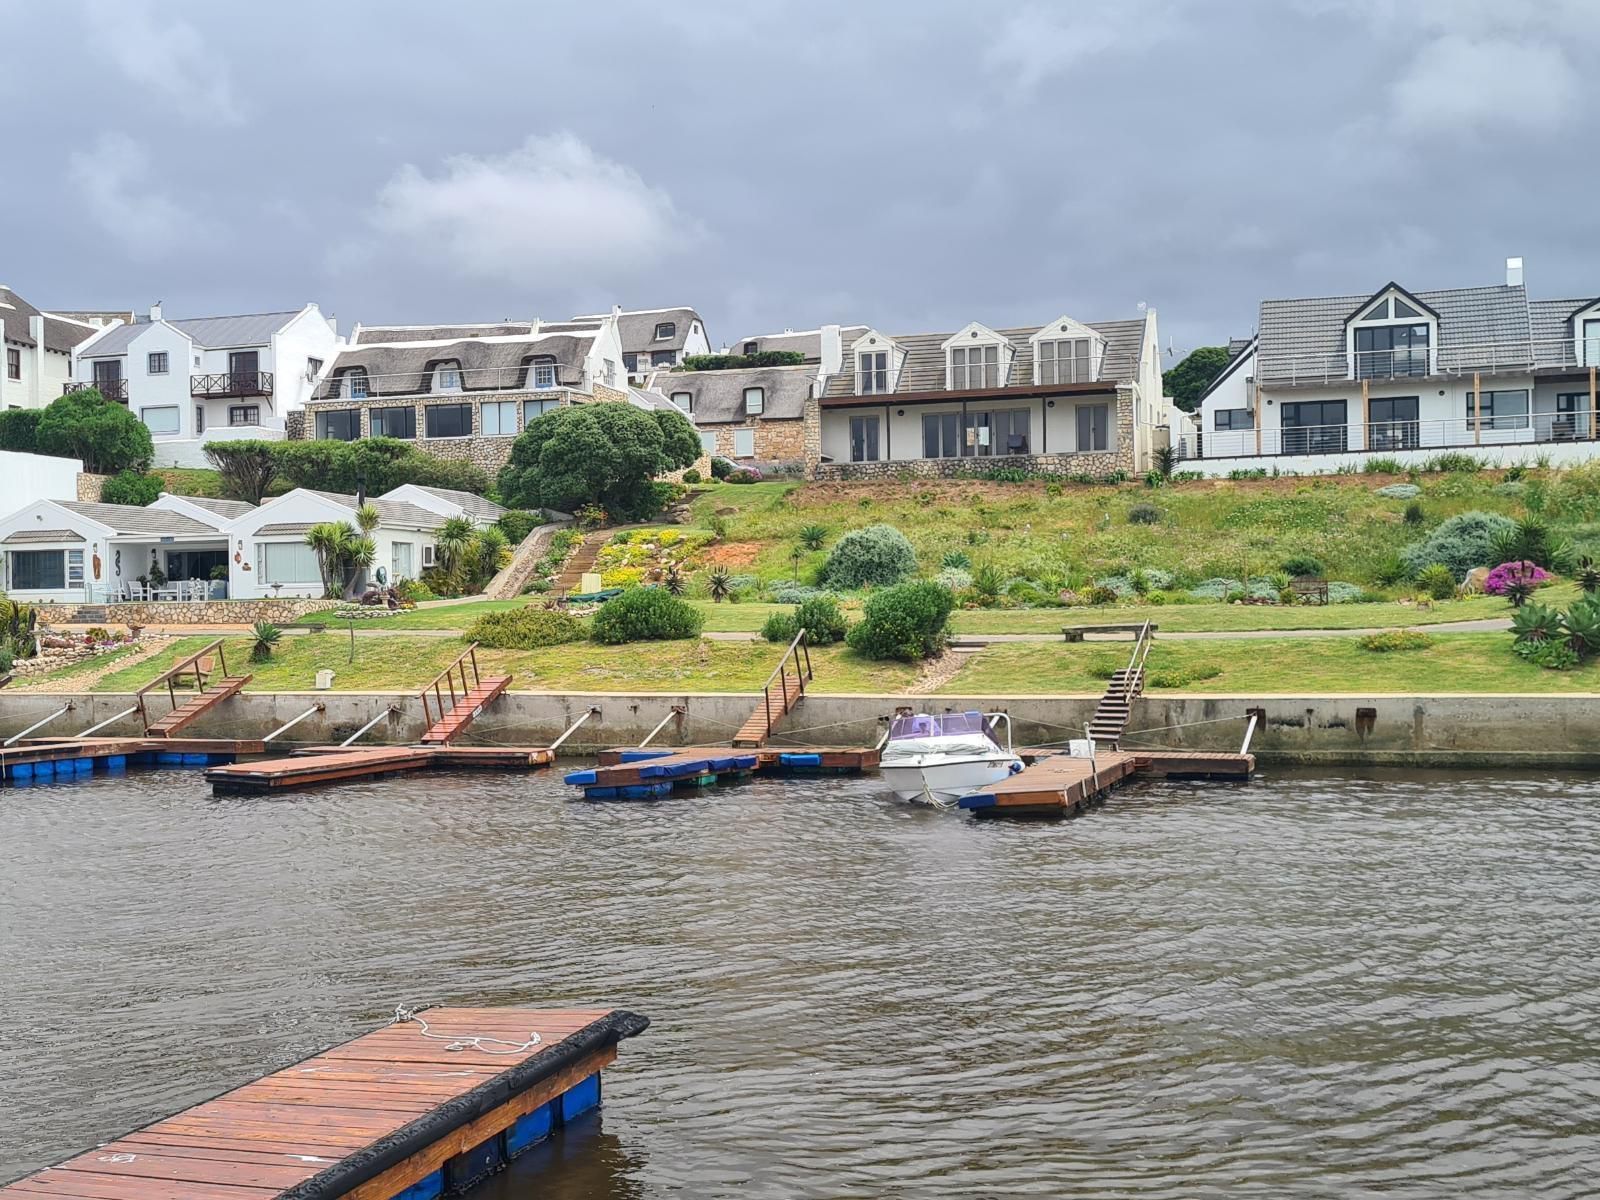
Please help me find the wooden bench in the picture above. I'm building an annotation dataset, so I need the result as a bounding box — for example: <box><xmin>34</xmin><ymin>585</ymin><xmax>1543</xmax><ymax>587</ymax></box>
<box><xmin>1061</xmin><ymin>623</ymin><xmax>1159</xmax><ymax>642</ymax></box>
<box><xmin>1291</xmin><ymin>576</ymin><xmax>1330</xmax><ymax>604</ymax></box>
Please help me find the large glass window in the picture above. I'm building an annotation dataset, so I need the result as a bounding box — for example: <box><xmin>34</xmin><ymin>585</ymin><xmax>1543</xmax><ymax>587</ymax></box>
<box><xmin>654</xmin><ymin>322</ymin><xmax>676</xmax><ymax>341</ymax></box>
<box><xmin>849</xmin><ymin>415</ymin><xmax>880</xmax><ymax>462</ymax></box>
<box><xmin>1466</xmin><ymin>390</ymin><xmax>1530</xmax><ymax>431</ymax></box>
<box><xmin>1368</xmin><ymin>396</ymin><xmax>1419</xmax><ymax>450</ymax></box>
<box><xmin>1582</xmin><ymin>318</ymin><xmax>1600</xmax><ymax>367</ymax></box>
<box><xmin>523</xmin><ymin>398</ymin><xmax>561</xmax><ymax>425</ymax></box>
<box><xmin>369</xmin><ymin>406</ymin><xmax>415</xmax><ymax>439</ymax></box>
<box><xmin>963</xmin><ymin>408</ymin><xmax>1031</xmax><ymax>456</ymax></box>
<box><xmin>623</xmin><ymin>353</ymin><xmax>638</xmax><ymax>374</ymax></box>
<box><xmin>1354</xmin><ymin>324</ymin><xmax>1429</xmax><ymax>378</ymax></box>
<box><xmin>391</xmin><ymin>542</ymin><xmax>414</xmax><ymax>580</ymax></box>
<box><xmin>859</xmin><ymin>351</ymin><xmax>888</xmax><ymax>393</ymax></box>
<box><xmin>425</xmin><ymin>404</ymin><xmax>472</xmax><ymax>438</ymax></box>
<box><xmin>10</xmin><ymin>549</ymin><xmax>66</xmax><ymax>590</ymax></box>
<box><xmin>1214</xmin><ymin>409</ymin><xmax>1253</xmax><ymax>430</ymax></box>
<box><xmin>316</xmin><ymin>408</ymin><xmax>361</xmax><ymax>440</ymax></box>
<box><xmin>1549</xmin><ymin>393</ymin><xmax>1589</xmax><ymax>440</ymax></box>
<box><xmin>651</xmin><ymin>350</ymin><xmax>675</xmax><ymax>367</ymax></box>
<box><xmin>1281</xmin><ymin>399</ymin><xmax>1348</xmax><ymax>454</ymax></box>
<box><xmin>256</xmin><ymin>541</ymin><xmax>322</xmax><ymax>585</ymax></box>
<box><xmin>950</xmin><ymin>344</ymin><xmax>999</xmax><ymax>389</ymax></box>
<box><xmin>141</xmin><ymin>405</ymin><xmax>180</xmax><ymax>435</ymax></box>
<box><xmin>1038</xmin><ymin>339</ymin><xmax>1093</xmax><ymax>384</ymax></box>
<box><xmin>922</xmin><ymin>412</ymin><xmax>962</xmax><ymax>458</ymax></box>
<box><xmin>482</xmin><ymin>400</ymin><xmax>518</xmax><ymax>436</ymax></box>
<box><xmin>1075</xmin><ymin>404</ymin><xmax>1110</xmax><ymax>452</ymax></box>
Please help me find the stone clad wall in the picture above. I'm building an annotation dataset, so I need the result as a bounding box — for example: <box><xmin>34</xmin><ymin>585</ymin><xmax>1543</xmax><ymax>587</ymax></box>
<box><xmin>705</xmin><ymin>418</ymin><xmax>806</xmax><ymax>463</ymax></box>
<box><xmin>37</xmin><ymin>598</ymin><xmax>340</xmax><ymax>626</ymax></box>
<box><xmin>813</xmin><ymin>449</ymin><xmax>1130</xmax><ymax>483</ymax></box>
<box><xmin>76</xmin><ymin>472</ymin><xmax>108</xmax><ymax>501</ymax></box>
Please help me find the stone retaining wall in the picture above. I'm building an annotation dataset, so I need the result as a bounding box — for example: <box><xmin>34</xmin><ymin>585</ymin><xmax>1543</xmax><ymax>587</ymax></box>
<box><xmin>37</xmin><ymin>598</ymin><xmax>339</xmax><ymax>626</ymax></box>
<box><xmin>76</xmin><ymin>472</ymin><xmax>108</xmax><ymax>502</ymax></box>
<box><xmin>814</xmin><ymin>449</ymin><xmax>1131</xmax><ymax>482</ymax></box>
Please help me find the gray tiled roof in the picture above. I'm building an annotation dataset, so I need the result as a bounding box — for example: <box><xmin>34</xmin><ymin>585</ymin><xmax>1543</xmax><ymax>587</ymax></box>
<box><xmin>78</xmin><ymin>310</ymin><xmax>303</xmax><ymax>357</ymax></box>
<box><xmin>179</xmin><ymin>496</ymin><xmax>257</xmax><ymax>519</ymax></box>
<box><xmin>58</xmin><ymin>501</ymin><xmax>221</xmax><ymax>538</ymax></box>
<box><xmin>410</xmin><ymin>486</ymin><xmax>505</xmax><ymax>522</ymax></box>
<box><xmin>823</xmin><ymin>318</ymin><xmax>1145</xmax><ymax>398</ymax></box>
<box><xmin>1529</xmin><ymin>299</ymin><xmax>1595</xmax><ymax>369</ymax></box>
<box><xmin>574</xmin><ymin>307</ymin><xmax>700</xmax><ymax>354</ymax></box>
<box><xmin>254</xmin><ymin>522</ymin><xmax>315</xmax><ymax>537</ymax></box>
<box><xmin>729</xmin><ymin>326</ymin><xmax>870</xmax><ymax>361</ymax></box>
<box><xmin>655</xmin><ymin>365</ymin><xmax>814</xmax><ymax>423</ymax></box>
<box><xmin>0</xmin><ymin>287</ymin><xmax>103</xmax><ymax>354</ymax></box>
<box><xmin>319</xmin><ymin>332</ymin><xmax>593</xmax><ymax>398</ymax></box>
<box><xmin>1227</xmin><ymin>336</ymin><xmax>1254</xmax><ymax>360</ymax></box>
<box><xmin>1257</xmin><ymin>283</ymin><xmax>1531</xmax><ymax>382</ymax></box>
<box><xmin>306</xmin><ymin>491</ymin><xmax>447</xmax><ymax>530</ymax></box>
<box><xmin>3</xmin><ymin>528</ymin><xmax>85</xmax><ymax>544</ymax></box>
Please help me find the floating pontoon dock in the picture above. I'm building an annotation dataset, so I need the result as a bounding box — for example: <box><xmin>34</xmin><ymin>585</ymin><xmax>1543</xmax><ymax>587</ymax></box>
<box><xmin>957</xmin><ymin>748</ymin><xmax>1255</xmax><ymax>817</ymax></box>
<box><xmin>0</xmin><ymin>735</ymin><xmax>265</xmax><ymax>783</ymax></box>
<box><xmin>0</xmin><ymin>1005</ymin><xmax>647</xmax><ymax>1200</ymax></box>
<box><xmin>566</xmin><ymin>745</ymin><xmax>880</xmax><ymax>799</ymax></box>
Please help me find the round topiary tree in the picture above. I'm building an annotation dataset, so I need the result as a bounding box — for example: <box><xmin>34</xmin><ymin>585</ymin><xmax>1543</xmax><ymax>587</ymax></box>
<box><xmin>819</xmin><ymin>524</ymin><xmax>917</xmax><ymax>589</ymax></box>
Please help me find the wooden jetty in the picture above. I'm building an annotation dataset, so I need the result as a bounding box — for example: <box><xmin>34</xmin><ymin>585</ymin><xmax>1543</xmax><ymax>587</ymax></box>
<box><xmin>731</xmin><ymin>629</ymin><xmax>811</xmax><ymax>748</ymax></box>
<box><xmin>958</xmin><ymin>747</ymin><xmax>1255</xmax><ymax>817</ymax></box>
<box><xmin>568</xmin><ymin>744</ymin><xmax>878</xmax><ymax>799</ymax></box>
<box><xmin>137</xmin><ymin>639</ymin><xmax>252</xmax><ymax>738</ymax></box>
<box><xmin>0</xmin><ymin>1005</ymin><xmax>647</xmax><ymax>1200</ymax></box>
<box><xmin>0</xmin><ymin>735</ymin><xmax>265</xmax><ymax>784</ymax></box>
<box><xmin>206</xmin><ymin>744</ymin><xmax>556</xmax><ymax>794</ymax></box>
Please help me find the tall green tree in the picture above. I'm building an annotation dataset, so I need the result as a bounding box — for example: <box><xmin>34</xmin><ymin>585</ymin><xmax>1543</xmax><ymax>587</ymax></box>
<box><xmin>1163</xmin><ymin>346</ymin><xmax>1234</xmax><ymax>413</ymax></box>
<box><xmin>497</xmin><ymin>404</ymin><xmax>700</xmax><ymax>520</ymax></box>
<box><xmin>35</xmin><ymin>388</ymin><xmax>154</xmax><ymax>473</ymax></box>
<box><xmin>204</xmin><ymin>440</ymin><xmax>280</xmax><ymax>504</ymax></box>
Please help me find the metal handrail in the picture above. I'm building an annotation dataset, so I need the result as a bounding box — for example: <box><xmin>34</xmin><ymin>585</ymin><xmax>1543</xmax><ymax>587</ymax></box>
<box><xmin>134</xmin><ymin>638</ymin><xmax>228</xmax><ymax>730</ymax></box>
<box><xmin>1122</xmin><ymin>621</ymin><xmax>1153</xmax><ymax>691</ymax></box>
<box><xmin>758</xmin><ymin>628</ymin><xmax>812</xmax><ymax>736</ymax></box>
<box><xmin>419</xmin><ymin>643</ymin><xmax>481</xmax><ymax>729</ymax></box>
<box><xmin>316</xmin><ymin>364</ymin><xmax>583</xmax><ymax>402</ymax></box>
<box><xmin>1259</xmin><ymin>336</ymin><xmax>1598</xmax><ymax>386</ymax></box>
<box><xmin>1203</xmin><ymin>411</ymin><xmax>1599</xmax><ymax>461</ymax></box>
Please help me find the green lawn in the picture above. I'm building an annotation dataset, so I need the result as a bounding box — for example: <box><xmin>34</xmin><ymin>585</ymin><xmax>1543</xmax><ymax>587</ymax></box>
<box><xmin>372</xmin><ymin>600</ymin><xmax>532</xmax><ymax>630</ymax></box>
<box><xmin>939</xmin><ymin>633</ymin><xmax>1600</xmax><ymax>694</ymax></box>
<box><xmin>77</xmin><ymin>632</ymin><xmax>919</xmax><ymax>695</ymax></box>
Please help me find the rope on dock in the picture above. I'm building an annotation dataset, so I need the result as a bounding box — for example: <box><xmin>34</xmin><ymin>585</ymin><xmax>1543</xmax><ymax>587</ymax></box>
<box><xmin>391</xmin><ymin>1004</ymin><xmax>542</xmax><ymax>1054</ymax></box>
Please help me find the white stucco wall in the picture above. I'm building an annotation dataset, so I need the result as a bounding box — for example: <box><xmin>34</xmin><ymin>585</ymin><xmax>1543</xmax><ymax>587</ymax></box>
<box><xmin>818</xmin><ymin>395</ymin><xmax>1118</xmax><ymax>463</ymax></box>
<box><xmin>224</xmin><ymin>490</ymin><xmax>439</xmax><ymax>599</ymax></box>
<box><xmin>0</xmin><ymin>449</ymin><xmax>81</xmax><ymax>513</ymax></box>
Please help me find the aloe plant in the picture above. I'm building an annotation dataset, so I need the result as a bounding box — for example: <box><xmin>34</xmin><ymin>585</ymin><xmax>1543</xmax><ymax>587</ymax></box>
<box><xmin>1564</xmin><ymin>596</ymin><xmax>1600</xmax><ymax>657</ymax></box>
<box><xmin>707</xmin><ymin>566</ymin><xmax>733</xmax><ymax>603</ymax></box>
<box><xmin>1578</xmin><ymin>556</ymin><xmax>1600</xmax><ymax>595</ymax></box>
<box><xmin>1510</xmin><ymin>601</ymin><xmax>1563</xmax><ymax>647</ymax></box>
<box><xmin>798</xmin><ymin>524</ymin><xmax>829</xmax><ymax>551</ymax></box>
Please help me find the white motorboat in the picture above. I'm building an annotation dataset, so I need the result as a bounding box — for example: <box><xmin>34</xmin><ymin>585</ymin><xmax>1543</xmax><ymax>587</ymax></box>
<box><xmin>879</xmin><ymin>710</ymin><xmax>1023</xmax><ymax>806</ymax></box>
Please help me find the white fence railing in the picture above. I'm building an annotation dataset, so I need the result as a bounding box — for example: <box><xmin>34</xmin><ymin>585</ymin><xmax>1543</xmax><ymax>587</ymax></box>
<box><xmin>318</xmin><ymin>364</ymin><xmax>584</xmax><ymax>401</ymax></box>
<box><xmin>1203</xmin><ymin>413</ymin><xmax>1597</xmax><ymax>460</ymax></box>
<box><xmin>1260</xmin><ymin>337</ymin><xmax>1600</xmax><ymax>386</ymax></box>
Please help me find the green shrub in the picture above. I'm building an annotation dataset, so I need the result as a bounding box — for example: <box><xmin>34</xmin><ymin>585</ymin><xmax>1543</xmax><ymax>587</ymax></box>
<box><xmin>1086</xmin><ymin>656</ymin><xmax>1121</xmax><ymax>680</ymax></box>
<box><xmin>819</xmin><ymin>524</ymin><xmax>917</xmax><ymax>589</ymax></box>
<box><xmin>37</xmin><ymin>388</ymin><xmax>154</xmax><ymax>474</ymax></box>
<box><xmin>1364</xmin><ymin>456</ymin><xmax>1404</xmax><ymax>474</ymax></box>
<box><xmin>1373</xmin><ymin>553</ymin><xmax>1410</xmax><ymax>586</ymax></box>
<box><xmin>1416</xmin><ymin>563</ymin><xmax>1458</xmax><ymax>600</ymax></box>
<box><xmin>678</xmin><ymin>350</ymin><xmax>806</xmax><ymax>370</ymax></box>
<box><xmin>936</xmin><ymin>567</ymin><xmax>972</xmax><ymax>591</ymax></box>
<box><xmin>99</xmin><ymin>469</ymin><xmax>163</xmax><ymax>506</ymax></box>
<box><xmin>0</xmin><ymin>408</ymin><xmax>43</xmax><ymax>454</ymax></box>
<box><xmin>1403</xmin><ymin>499</ymin><xmax>1425</xmax><ymax>526</ymax></box>
<box><xmin>1375</xmin><ymin>482</ymin><xmax>1421</xmax><ymax>499</ymax></box>
<box><xmin>1127</xmin><ymin>502</ymin><xmax>1162</xmax><ymax>525</ymax></box>
<box><xmin>249</xmin><ymin>621</ymin><xmax>281</xmax><ymax>663</ymax></box>
<box><xmin>1489</xmin><ymin>516</ymin><xmax>1575</xmax><ymax>573</ymax></box>
<box><xmin>496</xmin><ymin>404</ymin><xmax>699</xmax><ymax>520</ymax></box>
<box><xmin>681</xmin><ymin>468</ymin><xmax>702</xmax><ymax>484</ymax></box>
<box><xmin>760</xmin><ymin>610</ymin><xmax>800</xmax><ymax>643</ymax></box>
<box><xmin>1085</xmin><ymin>584</ymin><xmax>1119</xmax><ymax>605</ymax></box>
<box><xmin>941</xmin><ymin>550</ymin><xmax>971</xmax><ymax>570</ymax></box>
<box><xmin>591</xmin><ymin>587</ymin><xmax>704</xmax><ymax>643</ymax></box>
<box><xmin>845</xmin><ymin>580</ymin><xmax>954</xmax><ymax>661</ymax></box>
<box><xmin>468</xmin><ymin>605</ymin><xmax>586</xmax><ymax>649</ymax></box>
<box><xmin>397</xmin><ymin>578</ymin><xmax>437</xmax><ymax>602</ymax></box>
<box><xmin>798</xmin><ymin>523</ymin><xmax>829</xmax><ymax>551</ymax></box>
<box><xmin>794</xmin><ymin>594</ymin><xmax>849</xmax><ymax>645</ymax></box>
<box><xmin>1148</xmin><ymin>664</ymin><xmax>1223</xmax><ymax>687</ymax></box>
<box><xmin>1357</xmin><ymin>630</ymin><xmax>1434</xmax><ymax>652</ymax></box>
<box><xmin>496</xmin><ymin>510</ymin><xmax>541</xmax><ymax>544</ymax></box>
<box><xmin>971</xmin><ymin>562</ymin><xmax>1005</xmax><ymax>603</ymax></box>
<box><xmin>1429</xmin><ymin>451</ymin><xmax>1481</xmax><ymax>473</ymax></box>
<box><xmin>1280</xmin><ymin>555</ymin><xmax>1323</xmax><ymax>578</ymax></box>
<box><xmin>1400</xmin><ymin>510</ymin><xmax>1516</xmax><ymax>579</ymax></box>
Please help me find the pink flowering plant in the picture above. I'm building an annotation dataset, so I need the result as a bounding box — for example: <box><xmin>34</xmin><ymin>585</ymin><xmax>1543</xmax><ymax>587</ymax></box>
<box><xmin>1485</xmin><ymin>560</ymin><xmax>1550</xmax><ymax>606</ymax></box>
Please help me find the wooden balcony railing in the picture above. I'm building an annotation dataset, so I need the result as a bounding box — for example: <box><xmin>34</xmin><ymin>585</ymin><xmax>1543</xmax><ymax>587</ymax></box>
<box><xmin>64</xmin><ymin>380</ymin><xmax>128</xmax><ymax>401</ymax></box>
<box><xmin>192</xmin><ymin>371</ymin><xmax>274</xmax><ymax>398</ymax></box>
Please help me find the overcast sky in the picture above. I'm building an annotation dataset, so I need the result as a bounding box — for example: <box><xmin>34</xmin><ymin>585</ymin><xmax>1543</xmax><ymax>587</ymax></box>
<box><xmin>3</xmin><ymin>0</ymin><xmax>1598</xmax><ymax>357</ymax></box>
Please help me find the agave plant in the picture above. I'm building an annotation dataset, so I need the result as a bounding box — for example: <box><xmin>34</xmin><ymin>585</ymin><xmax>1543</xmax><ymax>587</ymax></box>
<box><xmin>663</xmin><ymin>563</ymin><xmax>686</xmax><ymax>596</ymax></box>
<box><xmin>798</xmin><ymin>524</ymin><xmax>829</xmax><ymax>551</ymax></box>
<box><xmin>971</xmin><ymin>562</ymin><xmax>1005</xmax><ymax>603</ymax></box>
<box><xmin>1510</xmin><ymin>601</ymin><xmax>1563</xmax><ymax>648</ymax></box>
<box><xmin>250</xmin><ymin>620</ymin><xmax>282</xmax><ymax>663</ymax></box>
<box><xmin>707</xmin><ymin>566</ymin><xmax>733</xmax><ymax>603</ymax></box>
<box><xmin>1577</xmin><ymin>556</ymin><xmax>1600</xmax><ymax>595</ymax></box>
<box><xmin>1565</xmin><ymin>595</ymin><xmax>1600</xmax><ymax>658</ymax></box>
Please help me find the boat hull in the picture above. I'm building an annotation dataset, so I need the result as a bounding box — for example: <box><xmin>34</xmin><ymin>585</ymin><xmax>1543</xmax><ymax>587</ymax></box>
<box><xmin>881</xmin><ymin>754</ymin><xmax>1023</xmax><ymax>805</ymax></box>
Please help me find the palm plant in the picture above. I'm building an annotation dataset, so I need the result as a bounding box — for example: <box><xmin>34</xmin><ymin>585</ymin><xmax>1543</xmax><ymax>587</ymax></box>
<box><xmin>707</xmin><ymin>566</ymin><xmax>733</xmax><ymax>603</ymax></box>
<box><xmin>798</xmin><ymin>524</ymin><xmax>829</xmax><ymax>551</ymax></box>
<box><xmin>1154</xmin><ymin>444</ymin><xmax>1177</xmax><ymax>479</ymax></box>
<box><xmin>250</xmin><ymin>621</ymin><xmax>282</xmax><ymax>663</ymax></box>
<box><xmin>305</xmin><ymin>522</ymin><xmax>356</xmax><ymax>598</ymax></box>
<box><xmin>971</xmin><ymin>562</ymin><xmax>1005</xmax><ymax>604</ymax></box>
<box><xmin>663</xmin><ymin>563</ymin><xmax>686</xmax><ymax>596</ymax></box>
<box><xmin>472</xmin><ymin>526</ymin><xmax>511</xmax><ymax>591</ymax></box>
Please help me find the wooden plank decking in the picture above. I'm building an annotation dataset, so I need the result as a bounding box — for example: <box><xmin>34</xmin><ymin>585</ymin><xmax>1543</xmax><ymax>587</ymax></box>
<box><xmin>0</xmin><ymin>1006</ymin><xmax>648</xmax><ymax>1200</ymax></box>
<box><xmin>418</xmin><ymin>676</ymin><xmax>512</xmax><ymax>745</ymax></box>
<box><xmin>144</xmin><ymin>675</ymin><xmax>253</xmax><ymax>738</ymax></box>
<box><xmin>958</xmin><ymin>750</ymin><xmax>1140</xmax><ymax>816</ymax></box>
<box><xmin>205</xmin><ymin>744</ymin><xmax>556</xmax><ymax>794</ymax></box>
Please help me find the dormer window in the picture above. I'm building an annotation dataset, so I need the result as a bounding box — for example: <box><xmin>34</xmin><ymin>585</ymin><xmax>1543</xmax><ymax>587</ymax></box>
<box><xmin>433</xmin><ymin>361</ymin><xmax>462</xmax><ymax>392</ymax></box>
<box><xmin>654</xmin><ymin>322</ymin><xmax>675</xmax><ymax>341</ymax></box>
<box><xmin>344</xmin><ymin>368</ymin><xmax>369</xmax><ymax>399</ymax></box>
<box><xmin>743</xmin><ymin>386</ymin><xmax>764</xmax><ymax>415</ymax></box>
<box><xmin>743</xmin><ymin>341</ymin><xmax>758</xmax><ymax>355</ymax></box>
<box><xmin>1348</xmin><ymin>287</ymin><xmax>1436</xmax><ymax>380</ymax></box>
<box><xmin>525</xmin><ymin>356</ymin><xmax>557</xmax><ymax>389</ymax></box>
<box><xmin>950</xmin><ymin>344</ymin><xmax>998</xmax><ymax>389</ymax></box>
<box><xmin>859</xmin><ymin>351</ymin><xmax>889</xmax><ymax>394</ymax></box>
<box><xmin>1038</xmin><ymin>338</ymin><xmax>1094</xmax><ymax>385</ymax></box>
<box><xmin>671</xmin><ymin>391</ymin><xmax>693</xmax><ymax>413</ymax></box>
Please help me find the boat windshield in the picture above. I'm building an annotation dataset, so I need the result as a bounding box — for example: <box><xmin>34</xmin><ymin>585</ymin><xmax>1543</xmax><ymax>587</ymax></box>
<box><xmin>887</xmin><ymin>711</ymin><xmax>998</xmax><ymax>743</ymax></box>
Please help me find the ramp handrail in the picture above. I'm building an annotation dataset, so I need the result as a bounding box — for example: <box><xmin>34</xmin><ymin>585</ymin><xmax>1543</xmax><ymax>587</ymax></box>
<box><xmin>1123</xmin><ymin>620</ymin><xmax>1154</xmax><ymax>688</ymax></box>
<box><xmin>420</xmin><ymin>643</ymin><xmax>482</xmax><ymax>730</ymax></box>
<box><xmin>135</xmin><ymin>639</ymin><xmax>228</xmax><ymax>730</ymax></box>
<box><xmin>759</xmin><ymin>628</ymin><xmax>813</xmax><ymax>738</ymax></box>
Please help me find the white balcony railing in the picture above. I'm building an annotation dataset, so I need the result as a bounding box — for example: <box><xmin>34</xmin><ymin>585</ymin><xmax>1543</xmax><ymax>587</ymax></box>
<box><xmin>1260</xmin><ymin>337</ymin><xmax>1598</xmax><ymax>386</ymax></box>
<box><xmin>318</xmin><ymin>364</ymin><xmax>581</xmax><ymax>401</ymax></box>
<box><xmin>1203</xmin><ymin>413</ymin><xmax>1597</xmax><ymax>460</ymax></box>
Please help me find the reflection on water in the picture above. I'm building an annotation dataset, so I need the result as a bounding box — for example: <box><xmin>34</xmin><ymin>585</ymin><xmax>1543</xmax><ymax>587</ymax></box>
<box><xmin>2</xmin><ymin>764</ymin><xmax>1599</xmax><ymax>1197</ymax></box>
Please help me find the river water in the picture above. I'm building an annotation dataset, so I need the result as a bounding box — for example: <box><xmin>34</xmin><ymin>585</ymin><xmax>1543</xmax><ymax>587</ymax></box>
<box><xmin>2</xmin><ymin>765</ymin><xmax>1598</xmax><ymax>1198</ymax></box>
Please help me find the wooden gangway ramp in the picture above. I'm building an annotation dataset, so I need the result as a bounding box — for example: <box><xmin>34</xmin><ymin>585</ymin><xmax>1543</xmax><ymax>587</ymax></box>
<box><xmin>732</xmin><ymin>629</ymin><xmax>811</xmax><ymax>747</ymax></box>
<box><xmin>0</xmin><ymin>1006</ymin><xmax>648</xmax><ymax>1200</ymax></box>
<box><xmin>417</xmin><ymin>644</ymin><xmax>511</xmax><ymax>745</ymax></box>
<box><xmin>959</xmin><ymin>746</ymin><xmax>1256</xmax><ymax>817</ymax></box>
<box><xmin>569</xmin><ymin>744</ymin><xmax>878</xmax><ymax>799</ymax></box>
<box><xmin>136</xmin><ymin>639</ymin><xmax>252</xmax><ymax>738</ymax></box>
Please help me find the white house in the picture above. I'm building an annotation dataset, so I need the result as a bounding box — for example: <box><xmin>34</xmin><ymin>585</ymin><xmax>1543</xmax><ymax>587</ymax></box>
<box><xmin>1</xmin><ymin>286</ymin><xmax>102</xmax><ymax>410</ymax></box>
<box><xmin>69</xmin><ymin>304</ymin><xmax>342</xmax><ymax>468</ymax></box>
<box><xmin>573</xmin><ymin>307</ymin><xmax>710</xmax><ymax>383</ymax></box>
<box><xmin>1195</xmin><ymin>258</ymin><xmax>1600</xmax><ymax>474</ymax></box>
<box><xmin>380</xmin><ymin>484</ymin><xmax>505</xmax><ymax>525</ymax></box>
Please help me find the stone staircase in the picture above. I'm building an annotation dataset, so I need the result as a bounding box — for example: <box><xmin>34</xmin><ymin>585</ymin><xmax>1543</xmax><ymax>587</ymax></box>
<box><xmin>553</xmin><ymin>532</ymin><xmax>608</xmax><ymax>597</ymax></box>
<box><xmin>68</xmin><ymin>605</ymin><xmax>110</xmax><ymax>624</ymax></box>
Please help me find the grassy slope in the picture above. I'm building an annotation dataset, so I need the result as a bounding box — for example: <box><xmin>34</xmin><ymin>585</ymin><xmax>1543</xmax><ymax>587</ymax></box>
<box><xmin>79</xmin><ymin>633</ymin><xmax>920</xmax><ymax>695</ymax></box>
<box><xmin>940</xmin><ymin>633</ymin><xmax>1600</xmax><ymax>695</ymax></box>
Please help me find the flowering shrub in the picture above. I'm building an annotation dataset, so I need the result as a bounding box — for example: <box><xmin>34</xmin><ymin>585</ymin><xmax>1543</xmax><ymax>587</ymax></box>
<box><xmin>1484</xmin><ymin>560</ymin><xmax>1550</xmax><ymax>597</ymax></box>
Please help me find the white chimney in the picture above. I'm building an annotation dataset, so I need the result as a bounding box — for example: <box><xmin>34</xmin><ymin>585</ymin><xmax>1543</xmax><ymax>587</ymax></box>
<box><xmin>820</xmin><ymin>324</ymin><xmax>843</xmax><ymax>376</ymax></box>
<box><xmin>1506</xmin><ymin>256</ymin><xmax>1524</xmax><ymax>287</ymax></box>
<box><xmin>149</xmin><ymin>302</ymin><xmax>162</xmax><ymax>322</ymax></box>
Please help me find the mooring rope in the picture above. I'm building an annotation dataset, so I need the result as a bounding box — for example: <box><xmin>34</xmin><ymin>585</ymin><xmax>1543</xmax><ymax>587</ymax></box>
<box><xmin>391</xmin><ymin>1004</ymin><xmax>541</xmax><ymax>1054</ymax></box>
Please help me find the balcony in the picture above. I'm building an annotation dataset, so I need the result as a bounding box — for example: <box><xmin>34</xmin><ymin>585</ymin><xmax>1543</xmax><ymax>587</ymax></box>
<box><xmin>1260</xmin><ymin>337</ymin><xmax>1594</xmax><ymax>387</ymax></box>
<box><xmin>316</xmin><ymin>363</ymin><xmax>575</xmax><ymax>401</ymax></box>
<box><xmin>64</xmin><ymin>380</ymin><xmax>128</xmax><ymax>401</ymax></box>
<box><xmin>192</xmin><ymin>371</ymin><xmax>273</xmax><ymax>399</ymax></box>
<box><xmin>1203</xmin><ymin>413</ymin><xmax>1597</xmax><ymax>460</ymax></box>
